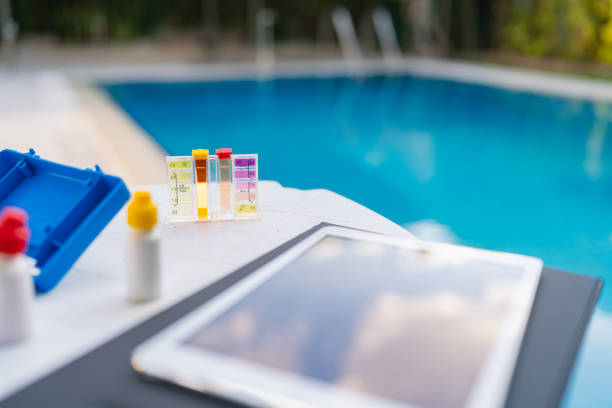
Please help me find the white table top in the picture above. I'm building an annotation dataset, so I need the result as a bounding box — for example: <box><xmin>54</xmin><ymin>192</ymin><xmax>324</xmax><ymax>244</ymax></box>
<box><xmin>0</xmin><ymin>181</ymin><xmax>411</xmax><ymax>400</ymax></box>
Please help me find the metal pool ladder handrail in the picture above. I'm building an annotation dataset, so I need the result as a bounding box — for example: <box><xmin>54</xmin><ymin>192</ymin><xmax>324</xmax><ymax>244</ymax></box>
<box><xmin>372</xmin><ymin>6</ymin><xmax>403</xmax><ymax>70</ymax></box>
<box><xmin>331</xmin><ymin>7</ymin><xmax>365</xmax><ymax>75</ymax></box>
<box><xmin>255</xmin><ymin>8</ymin><xmax>277</xmax><ymax>74</ymax></box>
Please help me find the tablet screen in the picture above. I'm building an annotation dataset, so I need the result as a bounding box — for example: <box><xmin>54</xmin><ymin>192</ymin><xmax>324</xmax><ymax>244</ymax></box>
<box><xmin>184</xmin><ymin>236</ymin><xmax>529</xmax><ymax>408</ymax></box>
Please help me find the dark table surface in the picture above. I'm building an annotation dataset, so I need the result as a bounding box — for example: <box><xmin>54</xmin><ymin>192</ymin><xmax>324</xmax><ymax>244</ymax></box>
<box><xmin>2</xmin><ymin>223</ymin><xmax>603</xmax><ymax>408</ymax></box>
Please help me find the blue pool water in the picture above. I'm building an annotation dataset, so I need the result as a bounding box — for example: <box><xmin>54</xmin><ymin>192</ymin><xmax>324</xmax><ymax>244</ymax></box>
<box><xmin>103</xmin><ymin>75</ymin><xmax>612</xmax><ymax>406</ymax></box>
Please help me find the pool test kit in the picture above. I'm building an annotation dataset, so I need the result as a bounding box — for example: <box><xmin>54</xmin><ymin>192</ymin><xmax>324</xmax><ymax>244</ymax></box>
<box><xmin>166</xmin><ymin>148</ymin><xmax>259</xmax><ymax>222</ymax></box>
<box><xmin>0</xmin><ymin>149</ymin><xmax>130</xmax><ymax>293</ymax></box>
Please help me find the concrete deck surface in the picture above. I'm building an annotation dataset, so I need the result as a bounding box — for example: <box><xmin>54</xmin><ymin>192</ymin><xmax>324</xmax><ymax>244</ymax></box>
<box><xmin>0</xmin><ymin>71</ymin><xmax>166</xmax><ymax>186</ymax></box>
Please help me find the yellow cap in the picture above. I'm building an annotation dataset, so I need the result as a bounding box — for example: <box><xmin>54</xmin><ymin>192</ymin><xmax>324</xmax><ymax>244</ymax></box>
<box><xmin>127</xmin><ymin>191</ymin><xmax>158</xmax><ymax>230</ymax></box>
<box><xmin>192</xmin><ymin>149</ymin><xmax>209</xmax><ymax>159</ymax></box>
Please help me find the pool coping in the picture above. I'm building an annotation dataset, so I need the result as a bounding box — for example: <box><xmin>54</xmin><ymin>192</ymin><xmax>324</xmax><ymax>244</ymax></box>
<box><xmin>74</xmin><ymin>84</ymin><xmax>168</xmax><ymax>186</ymax></box>
<box><xmin>61</xmin><ymin>57</ymin><xmax>612</xmax><ymax>103</ymax></box>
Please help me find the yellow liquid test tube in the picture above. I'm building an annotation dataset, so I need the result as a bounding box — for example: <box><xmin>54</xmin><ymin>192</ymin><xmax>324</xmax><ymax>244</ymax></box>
<box><xmin>192</xmin><ymin>149</ymin><xmax>209</xmax><ymax>220</ymax></box>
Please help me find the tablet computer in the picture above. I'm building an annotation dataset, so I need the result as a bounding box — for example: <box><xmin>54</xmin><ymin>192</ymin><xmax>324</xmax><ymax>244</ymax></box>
<box><xmin>131</xmin><ymin>226</ymin><xmax>542</xmax><ymax>408</ymax></box>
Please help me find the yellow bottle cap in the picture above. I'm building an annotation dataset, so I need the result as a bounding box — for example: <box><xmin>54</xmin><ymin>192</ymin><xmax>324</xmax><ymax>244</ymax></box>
<box><xmin>127</xmin><ymin>191</ymin><xmax>158</xmax><ymax>230</ymax></box>
<box><xmin>192</xmin><ymin>149</ymin><xmax>209</xmax><ymax>159</ymax></box>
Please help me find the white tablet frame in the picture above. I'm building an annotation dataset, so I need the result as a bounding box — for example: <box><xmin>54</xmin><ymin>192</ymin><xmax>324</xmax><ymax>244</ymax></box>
<box><xmin>131</xmin><ymin>226</ymin><xmax>542</xmax><ymax>408</ymax></box>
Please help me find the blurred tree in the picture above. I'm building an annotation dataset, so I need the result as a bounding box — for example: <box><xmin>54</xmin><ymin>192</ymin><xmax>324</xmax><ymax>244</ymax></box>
<box><xmin>7</xmin><ymin>0</ymin><xmax>612</xmax><ymax>65</ymax></box>
<box><xmin>503</xmin><ymin>0</ymin><xmax>605</xmax><ymax>60</ymax></box>
<box><xmin>597</xmin><ymin>0</ymin><xmax>612</xmax><ymax>61</ymax></box>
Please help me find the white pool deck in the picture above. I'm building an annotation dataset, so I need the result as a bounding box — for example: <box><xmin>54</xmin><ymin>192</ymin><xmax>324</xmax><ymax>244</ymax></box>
<box><xmin>0</xmin><ymin>183</ymin><xmax>412</xmax><ymax>400</ymax></box>
<box><xmin>1</xmin><ymin>57</ymin><xmax>612</xmax><ymax>403</ymax></box>
<box><xmin>0</xmin><ymin>72</ymin><xmax>167</xmax><ymax>186</ymax></box>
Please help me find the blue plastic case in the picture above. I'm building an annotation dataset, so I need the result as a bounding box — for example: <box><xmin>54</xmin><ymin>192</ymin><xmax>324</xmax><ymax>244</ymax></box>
<box><xmin>0</xmin><ymin>149</ymin><xmax>130</xmax><ymax>293</ymax></box>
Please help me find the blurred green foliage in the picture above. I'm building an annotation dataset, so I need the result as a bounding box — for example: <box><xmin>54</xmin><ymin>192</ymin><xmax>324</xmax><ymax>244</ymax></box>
<box><xmin>13</xmin><ymin>1</ymin><xmax>204</xmax><ymax>41</ymax></box>
<box><xmin>504</xmin><ymin>0</ymin><xmax>612</xmax><ymax>62</ymax></box>
<box><xmin>11</xmin><ymin>0</ymin><xmax>370</xmax><ymax>42</ymax></box>
<box><xmin>9</xmin><ymin>0</ymin><xmax>612</xmax><ymax>63</ymax></box>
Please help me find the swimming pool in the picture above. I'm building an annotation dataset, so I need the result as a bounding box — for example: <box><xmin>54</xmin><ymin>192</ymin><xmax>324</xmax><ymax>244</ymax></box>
<box><xmin>103</xmin><ymin>73</ymin><xmax>612</xmax><ymax>407</ymax></box>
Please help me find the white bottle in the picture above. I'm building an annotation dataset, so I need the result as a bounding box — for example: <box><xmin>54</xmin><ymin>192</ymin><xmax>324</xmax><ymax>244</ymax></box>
<box><xmin>126</xmin><ymin>191</ymin><xmax>161</xmax><ymax>302</ymax></box>
<box><xmin>0</xmin><ymin>207</ymin><xmax>34</xmax><ymax>344</ymax></box>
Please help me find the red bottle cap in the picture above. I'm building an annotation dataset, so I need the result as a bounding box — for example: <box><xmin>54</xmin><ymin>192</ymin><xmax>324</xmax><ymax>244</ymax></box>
<box><xmin>0</xmin><ymin>207</ymin><xmax>30</xmax><ymax>255</ymax></box>
<box><xmin>215</xmin><ymin>148</ymin><xmax>233</xmax><ymax>160</ymax></box>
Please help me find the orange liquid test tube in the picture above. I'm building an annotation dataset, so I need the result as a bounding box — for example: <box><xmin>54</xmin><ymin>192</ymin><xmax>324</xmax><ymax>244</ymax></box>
<box><xmin>192</xmin><ymin>149</ymin><xmax>208</xmax><ymax>220</ymax></box>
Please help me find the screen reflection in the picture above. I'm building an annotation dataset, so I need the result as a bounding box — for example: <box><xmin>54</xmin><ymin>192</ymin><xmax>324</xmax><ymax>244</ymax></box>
<box><xmin>186</xmin><ymin>236</ymin><xmax>525</xmax><ymax>408</ymax></box>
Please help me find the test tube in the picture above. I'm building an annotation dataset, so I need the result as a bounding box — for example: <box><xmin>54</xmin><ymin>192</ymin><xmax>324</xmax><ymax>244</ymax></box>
<box><xmin>207</xmin><ymin>155</ymin><xmax>220</xmax><ymax>219</ymax></box>
<box><xmin>192</xmin><ymin>149</ymin><xmax>209</xmax><ymax>220</ymax></box>
<box><xmin>215</xmin><ymin>148</ymin><xmax>233</xmax><ymax>219</ymax></box>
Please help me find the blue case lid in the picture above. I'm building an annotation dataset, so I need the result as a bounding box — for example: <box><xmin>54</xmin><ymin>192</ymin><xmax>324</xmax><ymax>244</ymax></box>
<box><xmin>0</xmin><ymin>149</ymin><xmax>130</xmax><ymax>293</ymax></box>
